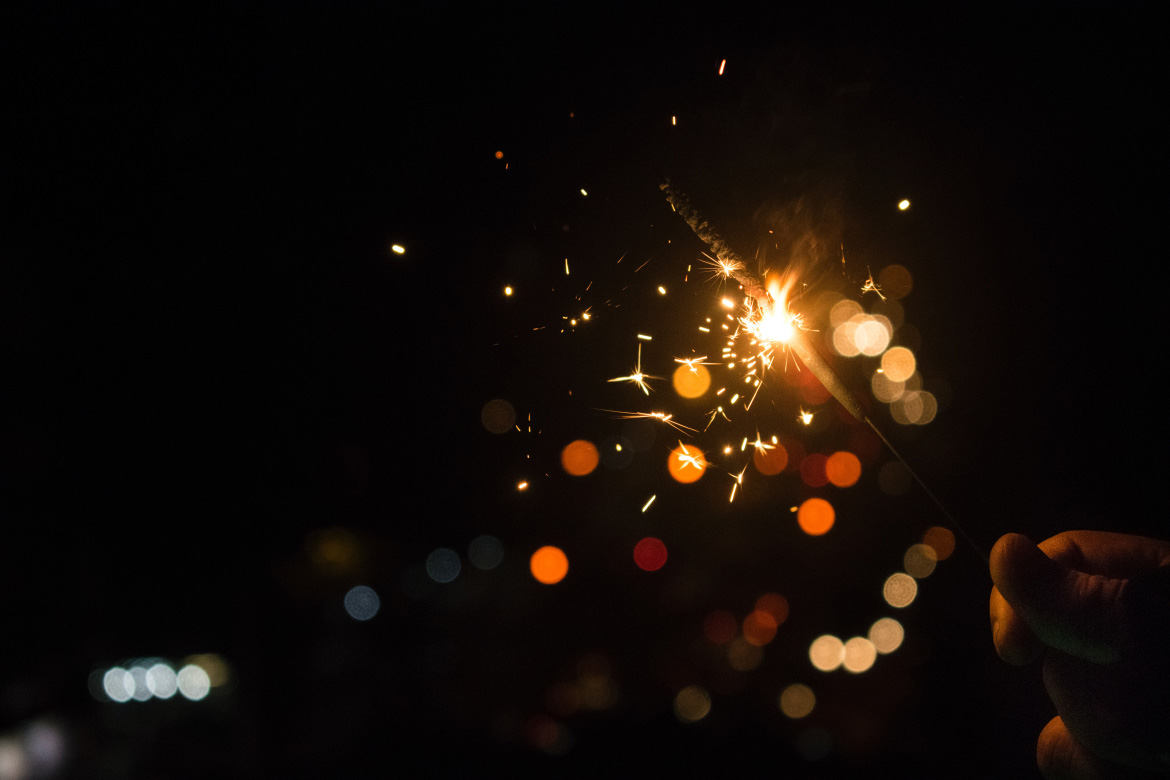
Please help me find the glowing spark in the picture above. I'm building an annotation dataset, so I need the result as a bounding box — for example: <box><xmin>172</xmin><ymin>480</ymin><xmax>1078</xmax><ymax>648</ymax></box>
<box><xmin>608</xmin><ymin>343</ymin><xmax>658</xmax><ymax>395</ymax></box>
<box><xmin>637</xmin><ymin>334</ymin><xmax>653</xmax><ymax>341</ymax></box>
<box><xmin>861</xmin><ymin>267</ymin><xmax>886</xmax><ymax>300</ymax></box>
<box><xmin>728</xmin><ymin>466</ymin><xmax>746</xmax><ymax>502</ymax></box>
<box><xmin>504</xmin><ymin>286</ymin><xmax>513</xmax><ymax>296</ymax></box>
<box><xmin>671</xmin><ymin>116</ymin><xmax>677</xmax><ymax>125</ymax></box>
<box><xmin>390</xmin><ymin>244</ymin><xmax>405</xmax><ymax>255</ymax></box>
<box><xmin>517</xmin><ymin>481</ymin><xmax>529</xmax><ymax>491</ymax></box>
<box><xmin>658</xmin><ymin>286</ymin><xmax>667</xmax><ymax>295</ymax></box>
<box><xmin>674</xmin><ymin>356</ymin><xmax>716</xmax><ymax>374</ymax></box>
<box><xmin>750</xmin><ymin>432</ymin><xmax>775</xmax><ymax>454</ymax></box>
<box><xmin>704</xmin><ymin>406</ymin><xmax>729</xmax><ymax>431</ymax></box>
<box><xmin>642</xmin><ymin>495</ymin><xmax>656</xmax><ymax>512</ymax></box>
<box><xmin>675</xmin><ymin>441</ymin><xmax>708</xmax><ymax>471</ymax></box>
<box><xmin>564</xmin><ymin>258</ymin><xmax>570</xmax><ymax>275</ymax></box>
<box><xmin>702</xmin><ymin>252</ymin><xmax>744</xmax><ymax>282</ymax></box>
<box><xmin>799</xmin><ymin>409</ymin><xmax>814</xmax><ymax>425</ymax></box>
<box><xmin>597</xmin><ymin>409</ymin><xmax>697</xmax><ymax>434</ymax></box>
<box><xmin>581</xmin><ymin>189</ymin><xmax>588</xmax><ymax>197</ymax></box>
<box><xmin>719</xmin><ymin>59</ymin><xmax>727</xmax><ymax>76</ymax></box>
<box><xmin>898</xmin><ymin>199</ymin><xmax>911</xmax><ymax>211</ymax></box>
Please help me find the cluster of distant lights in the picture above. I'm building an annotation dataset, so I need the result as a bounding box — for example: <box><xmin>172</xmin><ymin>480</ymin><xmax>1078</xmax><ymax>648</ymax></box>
<box><xmin>93</xmin><ymin>654</ymin><xmax>228</xmax><ymax>703</ymax></box>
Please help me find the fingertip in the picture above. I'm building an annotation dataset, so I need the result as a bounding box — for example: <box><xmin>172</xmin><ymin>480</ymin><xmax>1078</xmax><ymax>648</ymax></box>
<box><xmin>990</xmin><ymin>533</ymin><xmax>1036</xmax><ymax>589</ymax></box>
<box><xmin>990</xmin><ymin>586</ymin><xmax>1037</xmax><ymax>664</ymax></box>
<box><xmin>1037</xmin><ymin>716</ymin><xmax>1145</xmax><ymax>780</ymax></box>
<box><xmin>1037</xmin><ymin>716</ymin><xmax>1086</xmax><ymax>780</ymax></box>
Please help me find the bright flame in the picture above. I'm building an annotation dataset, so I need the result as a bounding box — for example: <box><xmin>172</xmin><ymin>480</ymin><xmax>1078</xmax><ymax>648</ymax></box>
<box><xmin>743</xmin><ymin>275</ymin><xmax>802</xmax><ymax>345</ymax></box>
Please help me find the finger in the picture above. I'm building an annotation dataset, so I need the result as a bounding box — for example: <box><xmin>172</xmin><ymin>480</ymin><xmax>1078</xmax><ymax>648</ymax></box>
<box><xmin>1037</xmin><ymin>716</ymin><xmax>1168</xmax><ymax>780</ymax></box>
<box><xmin>1043</xmin><ymin>649</ymin><xmax>1170</xmax><ymax>774</ymax></box>
<box><xmin>990</xmin><ymin>583</ymin><xmax>1041</xmax><ymax>665</ymax></box>
<box><xmin>990</xmin><ymin>533</ymin><xmax>1125</xmax><ymax>664</ymax></box>
<box><xmin>1037</xmin><ymin>716</ymin><xmax>1109</xmax><ymax>780</ymax></box>
<box><xmin>1038</xmin><ymin>531</ymin><xmax>1170</xmax><ymax>579</ymax></box>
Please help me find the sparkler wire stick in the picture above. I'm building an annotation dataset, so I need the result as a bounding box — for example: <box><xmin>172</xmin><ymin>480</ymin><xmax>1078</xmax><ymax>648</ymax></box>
<box><xmin>661</xmin><ymin>181</ymin><xmax>988</xmax><ymax>563</ymax></box>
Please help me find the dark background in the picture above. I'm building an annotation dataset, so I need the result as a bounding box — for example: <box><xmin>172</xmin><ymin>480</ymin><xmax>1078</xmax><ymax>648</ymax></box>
<box><xmin>3</xmin><ymin>2</ymin><xmax>1165</xmax><ymax>777</ymax></box>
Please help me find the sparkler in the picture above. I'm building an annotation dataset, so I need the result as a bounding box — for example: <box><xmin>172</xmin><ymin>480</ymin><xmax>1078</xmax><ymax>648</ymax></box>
<box><xmin>661</xmin><ymin>181</ymin><xmax>987</xmax><ymax>562</ymax></box>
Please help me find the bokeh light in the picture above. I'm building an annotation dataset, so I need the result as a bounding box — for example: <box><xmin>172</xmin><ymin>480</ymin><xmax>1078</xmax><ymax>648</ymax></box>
<box><xmin>842</xmin><ymin>637</ymin><xmax>877</xmax><ymax>673</ymax></box>
<box><xmin>667</xmin><ymin>443</ymin><xmax>707</xmax><ymax>483</ymax></box>
<box><xmin>146</xmin><ymin>663</ymin><xmax>177</xmax><ymax>699</ymax></box>
<box><xmin>903</xmin><ymin>544</ymin><xmax>938</xmax><ymax>578</ymax></box>
<box><xmin>880</xmin><ymin>347</ymin><xmax>917</xmax><ymax>383</ymax></box>
<box><xmin>898</xmin><ymin>199</ymin><xmax>911</xmax><ymax>210</ymax></box>
<box><xmin>176</xmin><ymin>665</ymin><xmax>211</xmax><ymax>701</ymax></box>
<box><xmin>306</xmin><ymin>526</ymin><xmax>361</xmax><ymax>575</ymax></box>
<box><xmin>530</xmin><ymin>546</ymin><xmax>569</xmax><ymax>584</ymax></box>
<box><xmin>883</xmin><ymin>573</ymin><xmax>918</xmax><ymax>608</ymax></box>
<box><xmin>869</xmin><ymin>617</ymin><xmax>905</xmax><ymax>654</ymax></box>
<box><xmin>674</xmin><ymin>686</ymin><xmax>712</xmax><ymax>723</ymax></box>
<box><xmin>752</xmin><ymin>442</ymin><xmax>788</xmax><ymax>475</ymax></box>
<box><xmin>742</xmin><ymin>610</ymin><xmax>778</xmax><ymax>646</ymax></box>
<box><xmin>797</xmin><ymin>497</ymin><xmax>835</xmax><ymax>536</ymax></box>
<box><xmin>809</xmin><ymin>635</ymin><xmax>845</xmax><ymax>672</ymax></box>
<box><xmin>853</xmin><ymin>315</ymin><xmax>892</xmax><ymax>356</ymax></box>
<box><xmin>825</xmin><ymin>451</ymin><xmax>861</xmax><ymax>487</ymax></box>
<box><xmin>468</xmin><ymin>534</ymin><xmax>505</xmax><ymax>570</ymax></box>
<box><xmin>832</xmin><ymin>319</ymin><xmax>862</xmax><ymax>357</ymax></box>
<box><xmin>755</xmin><ymin>593</ymin><xmax>789</xmax><ymax>626</ymax></box>
<box><xmin>799</xmin><ymin>453</ymin><xmax>828</xmax><ymax>487</ymax></box>
<box><xmin>103</xmin><ymin>668</ymin><xmax>133</xmax><ymax>703</ymax></box>
<box><xmin>727</xmin><ymin>637</ymin><xmax>764</xmax><ymax>671</ymax></box>
<box><xmin>923</xmin><ymin>526</ymin><xmax>956</xmax><ymax>561</ymax></box>
<box><xmin>871</xmin><ymin>370</ymin><xmax>905</xmax><ymax>403</ymax></box>
<box><xmin>830</xmin><ymin>299</ymin><xmax>863</xmax><ymax>327</ymax></box>
<box><xmin>672</xmin><ymin>363</ymin><xmax>711</xmax><ymax>398</ymax></box>
<box><xmin>633</xmin><ymin>537</ymin><xmax>668</xmax><ymax>571</ymax></box>
<box><xmin>779</xmin><ymin>683</ymin><xmax>816</xmax><ymax>719</ymax></box>
<box><xmin>426</xmin><ymin>548</ymin><xmax>462</xmax><ymax>584</ymax></box>
<box><xmin>891</xmin><ymin>389</ymin><xmax>938</xmax><ymax>425</ymax></box>
<box><xmin>878</xmin><ymin>264</ymin><xmax>914</xmax><ymax>299</ymax></box>
<box><xmin>703</xmin><ymin>610</ymin><xmax>738</xmax><ymax>645</ymax></box>
<box><xmin>561</xmin><ymin>439</ymin><xmax>600</xmax><ymax>476</ymax></box>
<box><xmin>185</xmin><ymin>654</ymin><xmax>229</xmax><ymax>688</ymax></box>
<box><xmin>480</xmin><ymin>399</ymin><xmax>516</xmax><ymax>434</ymax></box>
<box><xmin>343</xmin><ymin>585</ymin><xmax>381</xmax><ymax>621</ymax></box>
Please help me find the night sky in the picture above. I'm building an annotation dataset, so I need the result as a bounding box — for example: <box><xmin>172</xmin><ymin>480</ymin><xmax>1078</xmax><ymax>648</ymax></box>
<box><xmin>3</xmin><ymin>3</ymin><xmax>1166</xmax><ymax>777</ymax></box>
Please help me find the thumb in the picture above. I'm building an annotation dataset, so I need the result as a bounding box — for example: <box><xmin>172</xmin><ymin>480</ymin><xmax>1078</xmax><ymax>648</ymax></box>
<box><xmin>990</xmin><ymin>533</ymin><xmax>1126</xmax><ymax>664</ymax></box>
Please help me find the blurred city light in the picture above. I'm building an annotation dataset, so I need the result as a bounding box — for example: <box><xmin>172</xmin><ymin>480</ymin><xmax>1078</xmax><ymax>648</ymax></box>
<box><xmin>809</xmin><ymin>635</ymin><xmax>845</xmax><ymax>672</ymax></box>
<box><xmin>95</xmin><ymin>656</ymin><xmax>226</xmax><ymax>704</ymax></box>
<box><xmin>426</xmin><ymin>548</ymin><xmax>462</xmax><ymax>583</ymax></box>
<box><xmin>344</xmin><ymin>585</ymin><xmax>381</xmax><ymax>621</ymax></box>
<box><xmin>480</xmin><ymin>399</ymin><xmax>516</xmax><ymax>434</ymax></box>
<box><xmin>779</xmin><ymin>683</ymin><xmax>816</xmax><ymax>719</ymax></box>
<box><xmin>673</xmin><ymin>686</ymin><xmax>711</xmax><ymax>723</ymax></box>
<box><xmin>468</xmin><ymin>534</ymin><xmax>505</xmax><ymax>570</ymax></box>
<box><xmin>883</xmin><ymin>573</ymin><xmax>918</xmax><ymax>608</ymax></box>
<box><xmin>530</xmin><ymin>546</ymin><xmax>569</xmax><ymax>584</ymax></box>
<box><xmin>869</xmin><ymin>618</ymin><xmax>905</xmax><ymax>654</ymax></box>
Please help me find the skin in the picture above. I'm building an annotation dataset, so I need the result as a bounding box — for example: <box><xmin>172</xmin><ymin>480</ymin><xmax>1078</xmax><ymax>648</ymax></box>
<box><xmin>990</xmin><ymin>531</ymin><xmax>1170</xmax><ymax>779</ymax></box>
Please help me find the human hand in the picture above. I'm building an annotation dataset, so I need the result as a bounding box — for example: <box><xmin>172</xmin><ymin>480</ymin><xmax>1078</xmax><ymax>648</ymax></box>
<box><xmin>990</xmin><ymin>530</ymin><xmax>1170</xmax><ymax>778</ymax></box>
